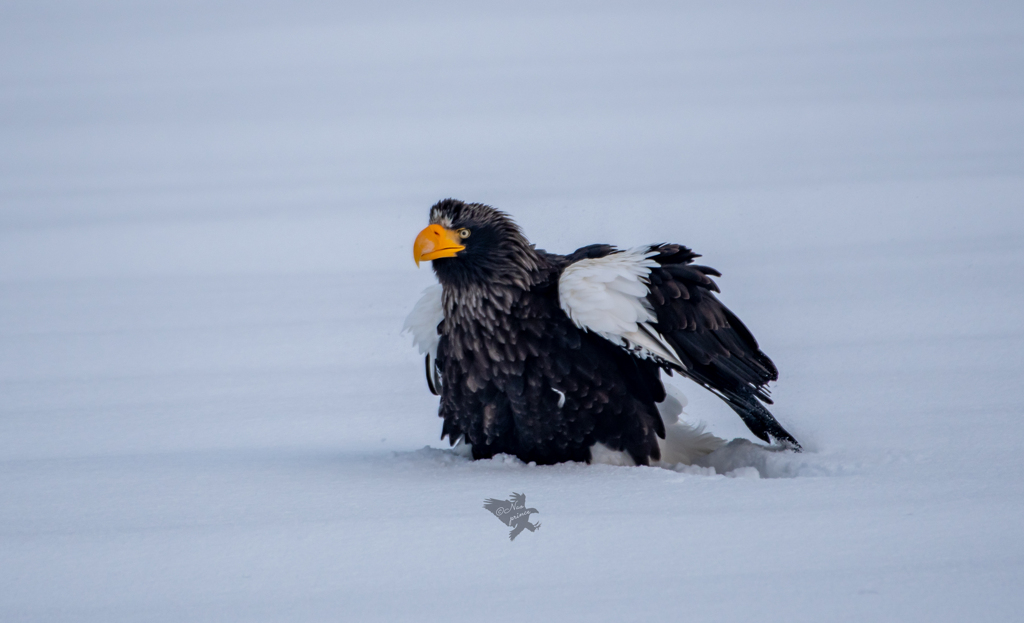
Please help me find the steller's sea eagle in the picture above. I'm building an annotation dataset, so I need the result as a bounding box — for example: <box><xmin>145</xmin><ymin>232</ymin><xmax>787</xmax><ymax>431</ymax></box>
<box><xmin>404</xmin><ymin>199</ymin><xmax>799</xmax><ymax>466</ymax></box>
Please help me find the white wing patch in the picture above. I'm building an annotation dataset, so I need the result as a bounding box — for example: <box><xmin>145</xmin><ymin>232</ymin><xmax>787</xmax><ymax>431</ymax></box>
<box><xmin>403</xmin><ymin>284</ymin><xmax>444</xmax><ymax>393</ymax></box>
<box><xmin>403</xmin><ymin>284</ymin><xmax>444</xmax><ymax>356</ymax></box>
<box><xmin>558</xmin><ymin>247</ymin><xmax>685</xmax><ymax>369</ymax></box>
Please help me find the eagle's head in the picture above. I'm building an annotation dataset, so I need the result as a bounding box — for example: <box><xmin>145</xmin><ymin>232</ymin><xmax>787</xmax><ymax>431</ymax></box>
<box><xmin>413</xmin><ymin>199</ymin><xmax>543</xmax><ymax>289</ymax></box>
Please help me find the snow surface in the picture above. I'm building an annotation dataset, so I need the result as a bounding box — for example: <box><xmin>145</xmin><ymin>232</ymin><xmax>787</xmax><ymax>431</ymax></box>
<box><xmin>2</xmin><ymin>1</ymin><xmax>1023</xmax><ymax>621</ymax></box>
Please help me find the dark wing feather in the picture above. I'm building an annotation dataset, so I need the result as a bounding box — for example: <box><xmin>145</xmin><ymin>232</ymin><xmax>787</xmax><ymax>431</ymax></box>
<box><xmin>563</xmin><ymin>244</ymin><xmax>618</xmax><ymax>263</ymax></box>
<box><xmin>645</xmin><ymin>244</ymin><xmax>799</xmax><ymax>448</ymax></box>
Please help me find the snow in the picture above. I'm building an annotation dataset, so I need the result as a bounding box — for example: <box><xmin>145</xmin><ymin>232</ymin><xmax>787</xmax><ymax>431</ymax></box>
<box><xmin>2</xmin><ymin>1</ymin><xmax>1023</xmax><ymax>621</ymax></box>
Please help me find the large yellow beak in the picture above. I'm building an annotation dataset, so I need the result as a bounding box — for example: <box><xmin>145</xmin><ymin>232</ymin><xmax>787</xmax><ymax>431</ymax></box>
<box><xmin>414</xmin><ymin>224</ymin><xmax>465</xmax><ymax>266</ymax></box>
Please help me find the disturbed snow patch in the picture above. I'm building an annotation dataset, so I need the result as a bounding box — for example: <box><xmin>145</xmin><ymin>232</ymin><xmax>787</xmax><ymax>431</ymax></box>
<box><xmin>648</xmin><ymin>383</ymin><xmax>842</xmax><ymax>478</ymax></box>
<box><xmin>393</xmin><ymin>440</ymin><xmax>842</xmax><ymax>479</ymax></box>
<box><xmin>392</xmin><ymin>445</ymin><xmax>473</xmax><ymax>467</ymax></box>
<box><xmin>685</xmin><ymin>439</ymin><xmax>844</xmax><ymax>479</ymax></box>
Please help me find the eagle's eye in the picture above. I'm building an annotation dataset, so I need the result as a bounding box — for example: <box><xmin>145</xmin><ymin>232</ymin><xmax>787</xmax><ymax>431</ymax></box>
<box><xmin>458</xmin><ymin>228</ymin><xmax>471</xmax><ymax>239</ymax></box>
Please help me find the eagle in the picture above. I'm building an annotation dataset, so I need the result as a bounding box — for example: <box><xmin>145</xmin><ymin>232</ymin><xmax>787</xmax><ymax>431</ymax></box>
<box><xmin>404</xmin><ymin>199</ymin><xmax>799</xmax><ymax>466</ymax></box>
<box><xmin>482</xmin><ymin>492</ymin><xmax>541</xmax><ymax>541</ymax></box>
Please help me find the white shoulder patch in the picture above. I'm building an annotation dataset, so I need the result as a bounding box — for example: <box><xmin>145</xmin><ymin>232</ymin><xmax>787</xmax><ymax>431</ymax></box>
<box><xmin>403</xmin><ymin>284</ymin><xmax>444</xmax><ymax>358</ymax></box>
<box><xmin>558</xmin><ymin>248</ymin><xmax>685</xmax><ymax>369</ymax></box>
<box><xmin>403</xmin><ymin>284</ymin><xmax>445</xmax><ymax>394</ymax></box>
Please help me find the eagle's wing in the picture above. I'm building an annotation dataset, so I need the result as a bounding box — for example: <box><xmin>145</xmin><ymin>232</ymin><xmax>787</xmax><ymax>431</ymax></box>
<box><xmin>482</xmin><ymin>498</ymin><xmax>514</xmax><ymax>526</ymax></box>
<box><xmin>558</xmin><ymin>245</ymin><xmax>798</xmax><ymax>448</ymax></box>
<box><xmin>558</xmin><ymin>247</ymin><xmax>686</xmax><ymax>370</ymax></box>
<box><xmin>403</xmin><ymin>284</ymin><xmax>444</xmax><ymax>395</ymax></box>
<box><xmin>509</xmin><ymin>492</ymin><xmax>526</xmax><ymax>507</ymax></box>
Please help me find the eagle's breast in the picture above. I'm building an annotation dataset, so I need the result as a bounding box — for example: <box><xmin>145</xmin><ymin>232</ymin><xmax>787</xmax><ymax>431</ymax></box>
<box><xmin>441</xmin><ymin>280</ymin><xmax>562</xmax><ymax>392</ymax></box>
